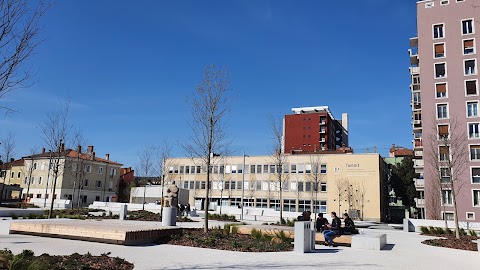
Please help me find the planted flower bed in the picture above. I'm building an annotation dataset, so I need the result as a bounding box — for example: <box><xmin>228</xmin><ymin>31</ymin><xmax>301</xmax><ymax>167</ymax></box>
<box><xmin>420</xmin><ymin>226</ymin><xmax>478</xmax><ymax>251</ymax></box>
<box><xmin>207</xmin><ymin>213</ymin><xmax>238</xmax><ymax>222</ymax></box>
<box><xmin>0</xmin><ymin>249</ymin><xmax>133</xmax><ymax>270</ymax></box>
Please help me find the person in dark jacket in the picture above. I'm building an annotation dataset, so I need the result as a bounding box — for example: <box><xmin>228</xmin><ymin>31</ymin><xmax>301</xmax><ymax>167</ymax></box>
<box><xmin>323</xmin><ymin>212</ymin><xmax>342</xmax><ymax>246</ymax></box>
<box><xmin>343</xmin><ymin>213</ymin><xmax>356</xmax><ymax>234</ymax></box>
<box><xmin>316</xmin><ymin>213</ymin><xmax>329</xmax><ymax>232</ymax></box>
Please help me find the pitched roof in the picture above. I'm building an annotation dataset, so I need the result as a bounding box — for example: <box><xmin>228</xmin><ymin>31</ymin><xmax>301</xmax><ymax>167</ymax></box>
<box><xmin>0</xmin><ymin>159</ymin><xmax>24</xmax><ymax>170</ymax></box>
<box><xmin>24</xmin><ymin>149</ymin><xmax>123</xmax><ymax>166</ymax></box>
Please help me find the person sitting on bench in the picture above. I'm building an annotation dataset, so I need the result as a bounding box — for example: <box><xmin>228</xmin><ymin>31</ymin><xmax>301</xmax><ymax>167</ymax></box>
<box><xmin>316</xmin><ymin>213</ymin><xmax>328</xmax><ymax>232</ymax></box>
<box><xmin>342</xmin><ymin>213</ymin><xmax>356</xmax><ymax>234</ymax></box>
<box><xmin>323</xmin><ymin>212</ymin><xmax>342</xmax><ymax>247</ymax></box>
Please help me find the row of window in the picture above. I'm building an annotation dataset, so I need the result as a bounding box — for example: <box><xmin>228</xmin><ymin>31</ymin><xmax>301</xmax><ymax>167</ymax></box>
<box><xmin>72</xmin><ymin>164</ymin><xmax>117</xmax><ymax>176</ymax></box>
<box><xmin>432</xmin><ymin>17</ymin><xmax>473</xmax><ymax>40</ymax></box>
<box><xmin>434</xmin><ymin>59</ymin><xmax>477</xmax><ymax>79</ymax></box>
<box><xmin>22</xmin><ymin>177</ymin><xmax>114</xmax><ymax>190</ymax></box>
<box><xmin>412</xmin><ymin>80</ymin><xmax>478</xmax><ymax>107</ymax></box>
<box><xmin>435</xmin><ymin>101</ymin><xmax>480</xmax><ymax>120</ymax></box>
<box><xmin>438</xmin><ymin>167</ymin><xmax>480</xmax><ymax>184</ymax></box>
<box><xmin>433</xmin><ymin>38</ymin><xmax>475</xmax><ymax>59</ymax></box>
<box><xmin>442</xmin><ymin>189</ymin><xmax>480</xmax><ymax>209</ymax></box>
<box><xmin>207</xmin><ymin>197</ymin><xmax>327</xmax><ymax>213</ymax></box>
<box><xmin>169</xmin><ymin>164</ymin><xmax>328</xmax><ymax>175</ymax></box>
<box><xmin>437</xmin><ymin>144</ymin><xmax>480</xmax><ymax>162</ymax></box>
<box><xmin>182</xmin><ymin>180</ymin><xmax>327</xmax><ymax>192</ymax></box>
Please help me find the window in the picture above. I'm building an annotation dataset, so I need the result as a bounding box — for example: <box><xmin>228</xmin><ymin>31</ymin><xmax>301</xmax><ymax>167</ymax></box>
<box><xmin>250</xmin><ymin>165</ymin><xmax>256</xmax><ymax>174</ymax></box>
<box><xmin>38</xmin><ymin>177</ymin><xmax>42</xmax><ymax>185</ymax></box>
<box><xmin>440</xmin><ymin>168</ymin><xmax>450</xmax><ymax>183</ymax></box>
<box><xmin>196</xmin><ymin>166</ymin><xmax>201</xmax><ymax>174</ymax></box>
<box><xmin>98</xmin><ymin>167</ymin><xmax>103</xmax><ymax>174</ymax></box>
<box><xmin>30</xmin><ymin>177</ymin><xmax>35</xmax><ymax>185</ymax></box>
<box><xmin>180</xmin><ymin>166</ymin><xmax>184</xmax><ymax>174</ymax></box>
<box><xmin>298</xmin><ymin>164</ymin><xmax>304</xmax><ymax>174</ymax></box>
<box><xmin>320</xmin><ymin>164</ymin><xmax>327</xmax><ymax>174</ymax></box>
<box><xmin>10</xmin><ymin>172</ymin><xmax>14</xmax><ymax>178</ymax></box>
<box><xmin>298</xmin><ymin>200</ymin><xmax>311</xmax><ymax>212</ymax></box>
<box><xmin>256</xmin><ymin>180</ymin><xmax>262</xmax><ymax>190</ymax></box>
<box><xmin>263</xmin><ymin>165</ymin><xmax>269</xmax><ymax>174</ymax></box>
<box><xmin>231</xmin><ymin>165</ymin><xmax>237</xmax><ymax>174</ymax></box>
<box><xmin>17</xmin><ymin>171</ymin><xmax>20</xmax><ymax>178</ymax></box>
<box><xmin>33</xmin><ymin>163</ymin><xmax>37</xmax><ymax>170</ymax></box>
<box><xmin>468</xmin><ymin>101</ymin><xmax>479</xmax><ymax>117</ymax></box>
<box><xmin>81</xmin><ymin>195</ymin><xmax>87</xmax><ymax>204</ymax></box>
<box><xmin>465</xmin><ymin>59</ymin><xmax>476</xmax><ymax>75</ymax></box>
<box><xmin>85</xmin><ymin>165</ymin><xmax>91</xmax><ymax>173</ymax></box>
<box><xmin>298</xmin><ymin>182</ymin><xmax>304</xmax><ymax>192</ymax></box>
<box><xmin>471</xmin><ymin>145</ymin><xmax>480</xmax><ymax>160</ymax></box>
<box><xmin>269</xmin><ymin>199</ymin><xmax>280</xmax><ymax>211</ymax></box>
<box><xmin>436</xmin><ymin>83</ymin><xmax>447</xmax><ymax>98</ymax></box>
<box><xmin>320</xmin><ymin>182</ymin><xmax>327</xmax><ymax>192</ymax></box>
<box><xmin>256</xmin><ymin>198</ymin><xmax>267</xmax><ymax>208</ymax></box>
<box><xmin>237</xmin><ymin>181</ymin><xmax>242</xmax><ymax>190</ymax></box>
<box><xmin>433</xmin><ymin>24</ymin><xmax>444</xmax><ymax>39</ymax></box>
<box><xmin>443</xmin><ymin>212</ymin><xmax>454</xmax><ymax>220</ymax></box>
<box><xmin>437</xmin><ymin>104</ymin><xmax>448</xmax><ymax>119</ymax></box>
<box><xmin>442</xmin><ymin>190</ymin><xmax>453</xmax><ymax>205</ymax></box>
<box><xmin>291</xmin><ymin>164</ymin><xmax>297</xmax><ymax>174</ymax></box>
<box><xmin>464</xmin><ymin>39</ymin><xmax>475</xmax><ymax>54</ymax></box>
<box><xmin>474</xmin><ymin>190</ymin><xmax>480</xmax><ymax>206</ymax></box>
<box><xmin>36</xmin><ymin>194</ymin><xmax>41</xmax><ymax>198</ymax></box>
<box><xmin>435</xmin><ymin>63</ymin><xmax>446</xmax><ymax>78</ymax></box>
<box><xmin>84</xmin><ymin>179</ymin><xmax>89</xmax><ymax>187</ymax></box>
<box><xmin>462</xmin><ymin>19</ymin><xmax>474</xmax><ymax>35</ymax></box>
<box><xmin>305</xmin><ymin>182</ymin><xmax>312</xmax><ymax>192</ymax></box>
<box><xmin>238</xmin><ymin>165</ymin><xmax>243</xmax><ymax>174</ymax></box>
<box><xmin>284</xmin><ymin>199</ymin><xmax>296</xmax><ymax>212</ymax></box>
<box><xmin>24</xmin><ymin>177</ymin><xmax>28</xmax><ymax>185</ymax></box>
<box><xmin>189</xmin><ymin>181</ymin><xmax>194</xmax><ymax>189</ymax></box>
<box><xmin>466</xmin><ymin>80</ymin><xmax>478</xmax><ymax>95</ymax></box>
<box><xmin>110</xmin><ymin>168</ymin><xmax>117</xmax><ymax>177</ymax></box>
<box><xmin>467</xmin><ymin>212</ymin><xmax>475</xmax><ymax>220</ymax></box>
<box><xmin>440</xmin><ymin>0</ymin><xmax>449</xmax><ymax>4</ymax></box>
<box><xmin>305</xmin><ymin>164</ymin><xmax>312</xmax><ymax>174</ymax></box>
<box><xmin>439</xmin><ymin>146</ymin><xmax>449</xmax><ymax>161</ymax></box>
<box><xmin>472</xmin><ymin>168</ymin><xmax>480</xmax><ymax>183</ymax></box>
<box><xmin>269</xmin><ymin>165</ymin><xmax>275</xmax><ymax>174</ymax></box>
<box><xmin>469</xmin><ymin>123</ymin><xmax>480</xmax><ymax>138</ymax></box>
<box><xmin>434</xmin><ymin>43</ymin><xmax>445</xmax><ymax>58</ymax></box>
<box><xmin>95</xmin><ymin>196</ymin><xmax>100</xmax><ymax>201</ymax></box>
<box><xmin>96</xmin><ymin>180</ymin><xmax>102</xmax><ymax>188</ymax></box>
<box><xmin>438</xmin><ymin>124</ymin><xmax>449</xmax><ymax>139</ymax></box>
<box><xmin>201</xmin><ymin>181</ymin><xmax>206</xmax><ymax>189</ymax></box>
<box><xmin>230</xmin><ymin>181</ymin><xmax>236</xmax><ymax>190</ymax></box>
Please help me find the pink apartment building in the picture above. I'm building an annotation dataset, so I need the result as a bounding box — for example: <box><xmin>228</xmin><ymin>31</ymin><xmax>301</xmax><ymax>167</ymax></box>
<box><xmin>410</xmin><ymin>0</ymin><xmax>480</xmax><ymax>222</ymax></box>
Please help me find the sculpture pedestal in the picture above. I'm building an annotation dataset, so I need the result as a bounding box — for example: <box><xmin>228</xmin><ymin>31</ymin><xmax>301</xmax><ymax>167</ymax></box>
<box><xmin>162</xmin><ymin>207</ymin><xmax>177</xmax><ymax>226</ymax></box>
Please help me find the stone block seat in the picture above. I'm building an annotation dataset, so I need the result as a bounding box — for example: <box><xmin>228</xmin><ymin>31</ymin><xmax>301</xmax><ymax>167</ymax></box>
<box><xmin>351</xmin><ymin>233</ymin><xmax>387</xmax><ymax>250</ymax></box>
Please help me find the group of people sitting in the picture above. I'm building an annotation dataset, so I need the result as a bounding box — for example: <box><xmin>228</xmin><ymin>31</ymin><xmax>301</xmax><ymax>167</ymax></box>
<box><xmin>317</xmin><ymin>212</ymin><xmax>356</xmax><ymax>247</ymax></box>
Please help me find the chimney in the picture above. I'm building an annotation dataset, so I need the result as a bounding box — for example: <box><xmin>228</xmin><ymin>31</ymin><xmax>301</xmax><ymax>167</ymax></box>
<box><xmin>10</xmin><ymin>158</ymin><xmax>14</xmax><ymax>162</ymax></box>
<box><xmin>105</xmin><ymin>154</ymin><xmax>110</xmax><ymax>161</ymax></box>
<box><xmin>77</xmin><ymin>145</ymin><xmax>82</xmax><ymax>153</ymax></box>
<box><xmin>60</xmin><ymin>143</ymin><xmax>65</xmax><ymax>152</ymax></box>
<box><xmin>42</xmin><ymin>147</ymin><xmax>45</xmax><ymax>154</ymax></box>
<box><xmin>91</xmin><ymin>151</ymin><xmax>96</xmax><ymax>161</ymax></box>
<box><xmin>87</xmin><ymin>145</ymin><xmax>94</xmax><ymax>154</ymax></box>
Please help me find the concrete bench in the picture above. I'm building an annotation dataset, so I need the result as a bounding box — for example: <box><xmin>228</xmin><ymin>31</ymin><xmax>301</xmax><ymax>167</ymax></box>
<box><xmin>351</xmin><ymin>233</ymin><xmax>387</xmax><ymax>250</ymax></box>
<box><xmin>315</xmin><ymin>233</ymin><xmax>352</xmax><ymax>246</ymax></box>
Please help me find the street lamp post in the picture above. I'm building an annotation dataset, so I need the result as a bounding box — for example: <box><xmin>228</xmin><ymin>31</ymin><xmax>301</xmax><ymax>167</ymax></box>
<box><xmin>142</xmin><ymin>181</ymin><xmax>151</xmax><ymax>210</ymax></box>
<box><xmin>43</xmin><ymin>150</ymin><xmax>52</xmax><ymax>208</ymax></box>
<box><xmin>241</xmin><ymin>152</ymin><xmax>248</xmax><ymax>220</ymax></box>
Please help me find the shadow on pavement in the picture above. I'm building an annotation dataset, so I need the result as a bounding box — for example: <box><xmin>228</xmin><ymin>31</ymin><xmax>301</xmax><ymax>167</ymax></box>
<box><xmin>381</xmin><ymin>244</ymin><xmax>395</xmax><ymax>251</ymax></box>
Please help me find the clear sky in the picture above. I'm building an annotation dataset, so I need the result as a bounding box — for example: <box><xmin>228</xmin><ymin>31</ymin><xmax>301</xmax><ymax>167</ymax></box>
<box><xmin>0</xmin><ymin>0</ymin><xmax>418</xmax><ymax>168</ymax></box>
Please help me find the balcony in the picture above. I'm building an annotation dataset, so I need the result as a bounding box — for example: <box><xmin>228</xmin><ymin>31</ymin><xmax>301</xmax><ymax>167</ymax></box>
<box><xmin>414</xmin><ymin>158</ymin><xmax>424</xmax><ymax>167</ymax></box>
<box><xmin>414</xmin><ymin>178</ymin><xmax>425</xmax><ymax>188</ymax></box>
<box><xmin>415</xmin><ymin>198</ymin><xmax>425</xmax><ymax>207</ymax></box>
<box><xmin>412</xmin><ymin>102</ymin><xmax>421</xmax><ymax>110</ymax></box>
<box><xmin>410</xmin><ymin>66</ymin><xmax>420</xmax><ymax>75</ymax></box>
<box><xmin>320</xmin><ymin>129</ymin><xmax>326</xmax><ymax>134</ymax></box>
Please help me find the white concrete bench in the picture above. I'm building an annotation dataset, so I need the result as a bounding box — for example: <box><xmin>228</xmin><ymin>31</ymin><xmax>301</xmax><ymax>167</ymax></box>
<box><xmin>351</xmin><ymin>233</ymin><xmax>387</xmax><ymax>250</ymax></box>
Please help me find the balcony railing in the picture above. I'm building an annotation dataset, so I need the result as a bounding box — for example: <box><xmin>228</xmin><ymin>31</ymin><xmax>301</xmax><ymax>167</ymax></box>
<box><xmin>415</xmin><ymin>198</ymin><xmax>425</xmax><ymax>207</ymax></box>
<box><xmin>415</xmin><ymin>178</ymin><xmax>425</xmax><ymax>188</ymax></box>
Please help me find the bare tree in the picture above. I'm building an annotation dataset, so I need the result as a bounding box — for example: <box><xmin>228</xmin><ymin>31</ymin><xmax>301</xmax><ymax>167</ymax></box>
<box><xmin>65</xmin><ymin>131</ymin><xmax>90</xmax><ymax>208</ymax></box>
<box><xmin>0</xmin><ymin>0</ymin><xmax>51</xmax><ymax>113</ymax></box>
<box><xmin>157</xmin><ymin>141</ymin><xmax>172</xmax><ymax>219</ymax></box>
<box><xmin>334</xmin><ymin>177</ymin><xmax>348</xmax><ymax>214</ymax></box>
<box><xmin>425</xmin><ymin>116</ymin><xmax>468</xmax><ymax>239</ymax></box>
<box><xmin>268</xmin><ymin>115</ymin><xmax>288</xmax><ymax>224</ymax></box>
<box><xmin>0</xmin><ymin>132</ymin><xmax>15</xmax><ymax>202</ymax></box>
<box><xmin>136</xmin><ymin>145</ymin><xmax>157</xmax><ymax>210</ymax></box>
<box><xmin>308</xmin><ymin>154</ymin><xmax>324</xmax><ymax>219</ymax></box>
<box><xmin>183</xmin><ymin>64</ymin><xmax>233</xmax><ymax>233</ymax></box>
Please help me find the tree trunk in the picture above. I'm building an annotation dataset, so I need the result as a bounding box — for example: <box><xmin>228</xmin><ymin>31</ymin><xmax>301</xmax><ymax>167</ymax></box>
<box><xmin>451</xmin><ymin>182</ymin><xmax>460</xmax><ymax>239</ymax></box>
<box><xmin>204</xmin><ymin>155</ymin><xmax>211</xmax><ymax>233</ymax></box>
<box><xmin>279</xmin><ymin>174</ymin><xmax>283</xmax><ymax>224</ymax></box>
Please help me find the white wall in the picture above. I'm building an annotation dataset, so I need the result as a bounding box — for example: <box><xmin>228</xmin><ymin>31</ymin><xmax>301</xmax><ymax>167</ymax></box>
<box><xmin>130</xmin><ymin>186</ymin><xmax>189</xmax><ymax>205</ymax></box>
<box><xmin>407</xmin><ymin>218</ymin><xmax>480</xmax><ymax>232</ymax></box>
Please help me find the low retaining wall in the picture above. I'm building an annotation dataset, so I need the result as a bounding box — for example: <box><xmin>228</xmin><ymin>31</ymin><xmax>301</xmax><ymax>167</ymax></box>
<box><xmin>0</xmin><ymin>209</ymin><xmax>45</xmax><ymax>218</ymax></box>
<box><xmin>89</xmin><ymin>202</ymin><xmax>163</xmax><ymax>214</ymax></box>
<box><xmin>404</xmin><ymin>218</ymin><xmax>480</xmax><ymax>232</ymax></box>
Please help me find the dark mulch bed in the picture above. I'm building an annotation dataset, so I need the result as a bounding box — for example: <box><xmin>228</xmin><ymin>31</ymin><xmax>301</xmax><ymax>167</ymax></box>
<box><xmin>0</xmin><ymin>250</ymin><xmax>134</xmax><ymax>270</ymax></box>
<box><xmin>165</xmin><ymin>229</ymin><xmax>293</xmax><ymax>252</ymax></box>
<box><xmin>422</xmin><ymin>235</ymin><xmax>478</xmax><ymax>251</ymax></box>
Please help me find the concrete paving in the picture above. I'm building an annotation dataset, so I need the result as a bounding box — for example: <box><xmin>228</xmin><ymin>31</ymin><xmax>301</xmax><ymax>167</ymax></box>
<box><xmin>0</xmin><ymin>220</ymin><xmax>478</xmax><ymax>270</ymax></box>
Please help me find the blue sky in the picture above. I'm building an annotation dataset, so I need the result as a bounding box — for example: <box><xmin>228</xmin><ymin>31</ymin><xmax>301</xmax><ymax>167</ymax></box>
<box><xmin>0</xmin><ymin>0</ymin><xmax>417</xmax><ymax>167</ymax></box>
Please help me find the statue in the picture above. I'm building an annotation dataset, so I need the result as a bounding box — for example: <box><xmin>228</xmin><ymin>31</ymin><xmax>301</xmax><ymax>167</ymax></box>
<box><xmin>164</xmin><ymin>181</ymin><xmax>179</xmax><ymax>208</ymax></box>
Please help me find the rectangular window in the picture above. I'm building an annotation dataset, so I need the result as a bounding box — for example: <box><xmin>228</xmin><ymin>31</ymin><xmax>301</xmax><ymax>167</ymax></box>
<box><xmin>190</xmin><ymin>166</ymin><xmax>195</xmax><ymax>174</ymax></box>
<box><xmin>110</xmin><ymin>168</ymin><xmax>116</xmax><ymax>177</ymax></box>
<box><xmin>17</xmin><ymin>172</ymin><xmax>21</xmax><ymax>178</ymax></box>
<box><xmin>250</xmin><ymin>165</ymin><xmax>256</xmax><ymax>174</ymax></box>
<box><xmin>263</xmin><ymin>165</ymin><xmax>269</xmax><ymax>174</ymax></box>
<box><xmin>465</xmin><ymin>59</ymin><xmax>477</xmax><ymax>75</ymax></box>
<box><xmin>185</xmin><ymin>166</ymin><xmax>190</xmax><ymax>174</ymax></box>
<box><xmin>84</xmin><ymin>179</ymin><xmax>89</xmax><ymax>187</ymax></box>
<box><xmin>179</xmin><ymin>166</ymin><xmax>184</xmax><ymax>174</ymax></box>
<box><xmin>462</xmin><ymin>19</ymin><xmax>474</xmax><ymax>35</ymax></box>
<box><xmin>472</xmin><ymin>168</ymin><xmax>480</xmax><ymax>183</ymax></box>
<box><xmin>189</xmin><ymin>181</ymin><xmax>194</xmax><ymax>189</ymax></box>
<box><xmin>96</xmin><ymin>180</ymin><xmax>102</xmax><ymax>188</ymax></box>
<box><xmin>183</xmin><ymin>181</ymin><xmax>189</xmax><ymax>189</ymax></box>
<box><xmin>436</xmin><ymin>83</ymin><xmax>447</xmax><ymax>98</ymax></box>
<box><xmin>283</xmin><ymin>199</ymin><xmax>296</xmax><ymax>212</ymax></box>
<box><xmin>256</xmin><ymin>165</ymin><xmax>262</xmax><ymax>174</ymax></box>
<box><xmin>438</xmin><ymin>124</ymin><xmax>449</xmax><ymax>139</ymax></box>
<box><xmin>298</xmin><ymin>182</ymin><xmax>304</xmax><ymax>192</ymax></box>
<box><xmin>467</xmin><ymin>212</ymin><xmax>475</xmax><ymax>220</ymax></box>
<box><xmin>85</xmin><ymin>165</ymin><xmax>91</xmax><ymax>173</ymax></box>
<box><xmin>434</xmin><ymin>43</ymin><xmax>445</xmax><ymax>58</ymax></box>
<box><xmin>38</xmin><ymin>177</ymin><xmax>42</xmax><ymax>185</ymax></box>
<box><xmin>471</xmin><ymin>145</ymin><xmax>480</xmax><ymax>160</ymax></box>
<box><xmin>305</xmin><ymin>164</ymin><xmax>312</xmax><ymax>174</ymax></box>
<box><xmin>466</xmin><ymin>80</ymin><xmax>478</xmax><ymax>95</ymax></box>
<box><xmin>440</xmin><ymin>168</ymin><xmax>451</xmax><ymax>183</ymax></box>
<box><xmin>291</xmin><ymin>164</ymin><xmax>297</xmax><ymax>174</ymax></box>
<box><xmin>442</xmin><ymin>190</ymin><xmax>453</xmax><ymax>205</ymax></box>
<box><xmin>439</xmin><ymin>146</ymin><xmax>449</xmax><ymax>161</ymax></box>
<box><xmin>437</xmin><ymin>104</ymin><xmax>448</xmax><ymax>119</ymax></box>
<box><xmin>30</xmin><ymin>177</ymin><xmax>34</xmax><ymax>185</ymax></box>
<box><xmin>298</xmin><ymin>164</ymin><xmax>304</xmax><ymax>174</ymax></box>
<box><xmin>440</xmin><ymin>0</ymin><xmax>449</xmax><ymax>4</ymax></box>
<box><xmin>238</xmin><ymin>164</ymin><xmax>244</xmax><ymax>174</ymax></box>
<box><xmin>464</xmin><ymin>39</ymin><xmax>475</xmax><ymax>54</ymax></box>
<box><xmin>98</xmin><ymin>167</ymin><xmax>103</xmax><ymax>174</ymax></box>
<box><xmin>433</xmin><ymin>24</ymin><xmax>444</xmax><ymax>39</ymax></box>
<box><xmin>196</xmin><ymin>166</ymin><xmax>201</xmax><ymax>174</ymax></box>
<box><xmin>468</xmin><ymin>101</ymin><xmax>479</xmax><ymax>117</ymax></box>
<box><xmin>474</xmin><ymin>190</ymin><xmax>480</xmax><ymax>206</ymax></box>
<box><xmin>443</xmin><ymin>212</ymin><xmax>454</xmax><ymax>221</ymax></box>
<box><xmin>231</xmin><ymin>165</ymin><xmax>237</xmax><ymax>174</ymax></box>
<box><xmin>256</xmin><ymin>180</ymin><xmax>262</xmax><ymax>190</ymax></box>
<box><xmin>320</xmin><ymin>164</ymin><xmax>327</xmax><ymax>174</ymax></box>
<box><xmin>469</xmin><ymin>123</ymin><xmax>480</xmax><ymax>138</ymax></box>
<box><xmin>298</xmin><ymin>200</ymin><xmax>311</xmax><ymax>212</ymax></box>
<box><xmin>269</xmin><ymin>165</ymin><xmax>275</xmax><ymax>174</ymax></box>
<box><xmin>435</xmin><ymin>63</ymin><xmax>446</xmax><ymax>78</ymax></box>
<box><xmin>320</xmin><ymin>182</ymin><xmax>327</xmax><ymax>192</ymax></box>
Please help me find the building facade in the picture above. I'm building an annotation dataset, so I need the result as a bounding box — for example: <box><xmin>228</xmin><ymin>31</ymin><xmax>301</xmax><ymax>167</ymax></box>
<box><xmin>20</xmin><ymin>146</ymin><xmax>123</xmax><ymax>206</ymax></box>
<box><xmin>284</xmin><ymin>106</ymin><xmax>348</xmax><ymax>154</ymax></box>
<box><xmin>410</xmin><ymin>0</ymin><xmax>480</xmax><ymax>222</ymax></box>
<box><xmin>167</xmin><ymin>153</ymin><xmax>387</xmax><ymax>222</ymax></box>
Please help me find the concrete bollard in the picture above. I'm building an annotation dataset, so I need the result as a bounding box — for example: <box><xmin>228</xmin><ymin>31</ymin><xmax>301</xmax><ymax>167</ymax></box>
<box><xmin>119</xmin><ymin>204</ymin><xmax>127</xmax><ymax>221</ymax></box>
<box><xmin>162</xmin><ymin>207</ymin><xmax>177</xmax><ymax>226</ymax></box>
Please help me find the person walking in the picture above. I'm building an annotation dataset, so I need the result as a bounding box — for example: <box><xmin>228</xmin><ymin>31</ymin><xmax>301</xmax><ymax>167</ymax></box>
<box><xmin>323</xmin><ymin>212</ymin><xmax>342</xmax><ymax>247</ymax></box>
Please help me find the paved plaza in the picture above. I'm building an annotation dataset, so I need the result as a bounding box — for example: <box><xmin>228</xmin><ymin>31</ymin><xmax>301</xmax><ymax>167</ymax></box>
<box><xmin>0</xmin><ymin>219</ymin><xmax>478</xmax><ymax>270</ymax></box>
